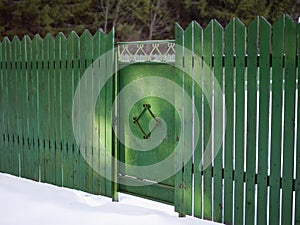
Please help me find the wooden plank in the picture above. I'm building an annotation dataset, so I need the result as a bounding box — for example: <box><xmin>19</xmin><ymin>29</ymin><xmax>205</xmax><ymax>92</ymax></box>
<box><xmin>193</xmin><ymin>21</ymin><xmax>203</xmax><ymax>219</ymax></box>
<box><xmin>269</xmin><ymin>16</ymin><xmax>284</xmax><ymax>225</ymax></box>
<box><xmin>78</xmin><ymin>30</ymin><xmax>92</xmax><ymax>193</ymax></box>
<box><xmin>296</xmin><ymin>19</ymin><xmax>300</xmax><ymax>225</ymax></box>
<box><xmin>99</xmin><ymin>31</ymin><xmax>107</xmax><ymax>196</ymax></box>
<box><xmin>110</xmin><ymin>28</ymin><xmax>118</xmax><ymax>201</ymax></box>
<box><xmin>82</xmin><ymin>30</ymin><xmax>94</xmax><ymax>194</ymax></box>
<box><xmin>47</xmin><ymin>34</ymin><xmax>56</xmax><ymax>184</ymax></box>
<box><xmin>14</xmin><ymin>37</ymin><xmax>22</xmax><ymax>177</ymax></box>
<box><xmin>212</xmin><ymin>20</ymin><xmax>224</xmax><ymax>223</ymax></box>
<box><xmin>203</xmin><ymin>20</ymin><xmax>213</xmax><ymax>220</ymax></box>
<box><xmin>2</xmin><ymin>38</ymin><xmax>10</xmax><ymax>174</ymax></box>
<box><xmin>224</xmin><ymin>19</ymin><xmax>234</xmax><ymax>225</ymax></box>
<box><xmin>10</xmin><ymin>37</ymin><xmax>20</xmax><ymax>176</ymax></box>
<box><xmin>174</xmin><ymin>22</ymin><xmax>184</xmax><ymax>216</ymax></box>
<box><xmin>54</xmin><ymin>33</ymin><xmax>63</xmax><ymax>186</ymax></box>
<box><xmin>245</xmin><ymin>17</ymin><xmax>259</xmax><ymax>225</ymax></box>
<box><xmin>234</xmin><ymin>18</ymin><xmax>246</xmax><ymax>225</ymax></box>
<box><xmin>62</xmin><ymin>32</ymin><xmax>75</xmax><ymax>188</ymax></box>
<box><xmin>59</xmin><ymin>33</ymin><xmax>68</xmax><ymax>187</ymax></box>
<box><xmin>183</xmin><ymin>22</ymin><xmax>193</xmax><ymax>216</ymax></box>
<box><xmin>21</xmin><ymin>36</ymin><xmax>31</xmax><ymax>179</ymax></box>
<box><xmin>105</xmin><ymin>29</ymin><xmax>114</xmax><ymax>198</ymax></box>
<box><xmin>6</xmin><ymin>37</ymin><xmax>14</xmax><ymax>175</ymax></box>
<box><xmin>41</xmin><ymin>34</ymin><xmax>51</xmax><ymax>183</ymax></box>
<box><xmin>92</xmin><ymin>30</ymin><xmax>102</xmax><ymax>195</ymax></box>
<box><xmin>23</xmin><ymin>36</ymin><xmax>35</xmax><ymax>179</ymax></box>
<box><xmin>281</xmin><ymin>15</ymin><xmax>297</xmax><ymax>225</ymax></box>
<box><xmin>26</xmin><ymin>36</ymin><xmax>36</xmax><ymax>180</ymax></box>
<box><xmin>0</xmin><ymin>40</ymin><xmax>3</xmax><ymax>172</ymax></box>
<box><xmin>32</xmin><ymin>35</ymin><xmax>42</xmax><ymax>182</ymax></box>
<box><xmin>70</xmin><ymin>31</ymin><xmax>80</xmax><ymax>191</ymax></box>
<box><xmin>257</xmin><ymin>17</ymin><xmax>271</xmax><ymax>225</ymax></box>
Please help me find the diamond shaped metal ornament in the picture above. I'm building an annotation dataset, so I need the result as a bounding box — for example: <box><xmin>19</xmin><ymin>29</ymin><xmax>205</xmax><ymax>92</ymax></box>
<box><xmin>132</xmin><ymin>104</ymin><xmax>161</xmax><ymax>139</ymax></box>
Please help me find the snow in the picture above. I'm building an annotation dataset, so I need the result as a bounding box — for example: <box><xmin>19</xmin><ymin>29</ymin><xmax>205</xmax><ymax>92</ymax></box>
<box><xmin>0</xmin><ymin>173</ymin><xmax>220</xmax><ymax>225</ymax></box>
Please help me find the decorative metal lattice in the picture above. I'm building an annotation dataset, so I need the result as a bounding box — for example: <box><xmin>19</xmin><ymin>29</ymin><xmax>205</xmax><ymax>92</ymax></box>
<box><xmin>117</xmin><ymin>40</ymin><xmax>175</xmax><ymax>63</ymax></box>
<box><xmin>133</xmin><ymin>104</ymin><xmax>161</xmax><ymax>139</ymax></box>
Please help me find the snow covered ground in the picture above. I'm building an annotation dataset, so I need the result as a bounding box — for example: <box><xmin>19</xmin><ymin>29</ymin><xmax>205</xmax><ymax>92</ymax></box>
<box><xmin>0</xmin><ymin>173</ymin><xmax>220</xmax><ymax>225</ymax></box>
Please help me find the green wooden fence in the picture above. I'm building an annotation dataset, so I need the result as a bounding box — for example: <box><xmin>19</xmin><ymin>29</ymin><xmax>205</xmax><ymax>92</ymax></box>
<box><xmin>0</xmin><ymin>28</ymin><xmax>115</xmax><ymax>197</ymax></box>
<box><xmin>0</xmin><ymin>14</ymin><xmax>300</xmax><ymax>225</ymax></box>
<box><xmin>174</xmin><ymin>15</ymin><xmax>300</xmax><ymax>225</ymax></box>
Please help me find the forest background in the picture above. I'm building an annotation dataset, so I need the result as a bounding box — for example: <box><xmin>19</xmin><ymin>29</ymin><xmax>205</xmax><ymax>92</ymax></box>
<box><xmin>0</xmin><ymin>0</ymin><xmax>299</xmax><ymax>41</ymax></box>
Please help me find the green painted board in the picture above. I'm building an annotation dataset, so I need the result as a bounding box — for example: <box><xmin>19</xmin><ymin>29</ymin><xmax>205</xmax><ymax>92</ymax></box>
<box><xmin>224</xmin><ymin>20</ymin><xmax>234</xmax><ymax>225</ymax></box>
<box><xmin>281</xmin><ymin>15</ymin><xmax>296</xmax><ymax>225</ymax></box>
<box><xmin>269</xmin><ymin>16</ymin><xmax>284</xmax><ymax>225</ymax></box>
<box><xmin>203</xmin><ymin>20</ymin><xmax>213</xmax><ymax>220</ymax></box>
<box><xmin>234</xmin><ymin>18</ymin><xmax>246</xmax><ymax>225</ymax></box>
<box><xmin>26</xmin><ymin>36</ymin><xmax>33</xmax><ymax>180</ymax></box>
<box><xmin>6</xmin><ymin>38</ymin><xmax>14</xmax><ymax>175</ymax></box>
<box><xmin>2</xmin><ymin>38</ymin><xmax>8</xmax><ymax>174</ymax></box>
<box><xmin>0</xmin><ymin>41</ymin><xmax>3</xmax><ymax>172</ymax></box>
<box><xmin>174</xmin><ymin>22</ymin><xmax>184</xmax><ymax>215</ymax></box>
<box><xmin>296</xmin><ymin>19</ymin><xmax>300</xmax><ymax>225</ymax></box>
<box><xmin>105</xmin><ymin>29</ymin><xmax>114</xmax><ymax>198</ymax></box>
<box><xmin>183</xmin><ymin>22</ymin><xmax>193</xmax><ymax>216</ymax></box>
<box><xmin>38</xmin><ymin>34</ymin><xmax>47</xmax><ymax>182</ymax></box>
<box><xmin>98</xmin><ymin>31</ymin><xmax>107</xmax><ymax>196</ymax></box>
<box><xmin>245</xmin><ymin>17</ymin><xmax>259</xmax><ymax>225</ymax></box>
<box><xmin>257</xmin><ymin>17</ymin><xmax>271</xmax><ymax>225</ymax></box>
<box><xmin>47</xmin><ymin>34</ymin><xmax>56</xmax><ymax>185</ymax></box>
<box><xmin>212</xmin><ymin>19</ymin><xmax>223</xmax><ymax>223</ymax></box>
<box><xmin>2</xmin><ymin>38</ymin><xmax>9</xmax><ymax>174</ymax></box>
<box><xmin>41</xmin><ymin>34</ymin><xmax>51</xmax><ymax>183</ymax></box>
<box><xmin>14</xmin><ymin>37</ymin><xmax>22</xmax><ymax>177</ymax></box>
<box><xmin>81</xmin><ymin>30</ymin><xmax>94</xmax><ymax>194</ymax></box>
<box><xmin>32</xmin><ymin>35</ymin><xmax>43</xmax><ymax>182</ymax></box>
<box><xmin>70</xmin><ymin>31</ymin><xmax>80</xmax><ymax>191</ymax></box>
<box><xmin>62</xmin><ymin>32</ymin><xmax>76</xmax><ymax>189</ymax></box>
<box><xmin>20</xmin><ymin>36</ymin><xmax>27</xmax><ymax>178</ymax></box>
<box><xmin>10</xmin><ymin>37</ymin><xmax>20</xmax><ymax>176</ymax></box>
<box><xmin>24</xmin><ymin>36</ymin><xmax>34</xmax><ymax>180</ymax></box>
<box><xmin>54</xmin><ymin>33</ymin><xmax>65</xmax><ymax>186</ymax></box>
<box><xmin>193</xmin><ymin>21</ymin><xmax>203</xmax><ymax>219</ymax></box>
<box><xmin>20</xmin><ymin>36</ymin><xmax>31</xmax><ymax>179</ymax></box>
<box><xmin>111</xmin><ymin>28</ymin><xmax>118</xmax><ymax>201</ymax></box>
<box><xmin>92</xmin><ymin>30</ymin><xmax>103</xmax><ymax>195</ymax></box>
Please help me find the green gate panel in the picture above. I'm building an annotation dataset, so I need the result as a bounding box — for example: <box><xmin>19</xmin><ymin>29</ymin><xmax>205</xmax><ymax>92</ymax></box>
<box><xmin>118</xmin><ymin>63</ymin><xmax>177</xmax><ymax>204</ymax></box>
